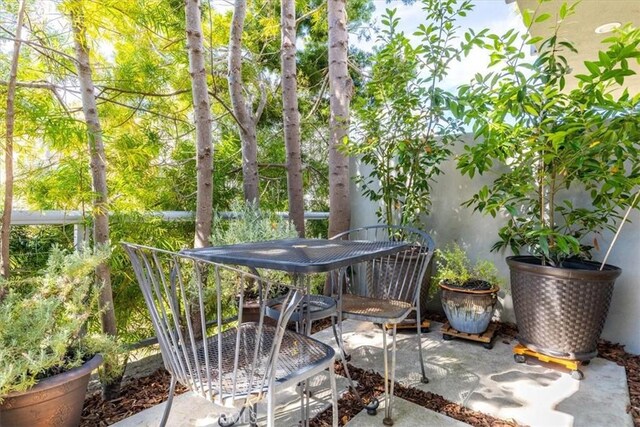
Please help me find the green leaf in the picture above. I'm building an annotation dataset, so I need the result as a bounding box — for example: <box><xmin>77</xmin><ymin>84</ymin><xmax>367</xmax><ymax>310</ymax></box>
<box><xmin>526</xmin><ymin>36</ymin><xmax>543</xmax><ymax>45</ymax></box>
<box><xmin>522</xmin><ymin>8</ymin><xmax>533</xmax><ymax>27</ymax></box>
<box><xmin>559</xmin><ymin>3</ymin><xmax>568</xmax><ymax>19</ymax></box>
<box><xmin>584</xmin><ymin>61</ymin><xmax>600</xmax><ymax>75</ymax></box>
<box><xmin>534</xmin><ymin>13</ymin><xmax>551</xmax><ymax>23</ymax></box>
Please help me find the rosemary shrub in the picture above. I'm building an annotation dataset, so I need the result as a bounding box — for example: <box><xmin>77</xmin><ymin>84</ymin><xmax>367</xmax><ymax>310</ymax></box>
<box><xmin>0</xmin><ymin>247</ymin><xmax>120</xmax><ymax>400</ymax></box>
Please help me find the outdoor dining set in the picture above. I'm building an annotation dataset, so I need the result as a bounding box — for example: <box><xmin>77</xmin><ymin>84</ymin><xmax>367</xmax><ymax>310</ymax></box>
<box><xmin>123</xmin><ymin>224</ymin><xmax>435</xmax><ymax>427</ymax></box>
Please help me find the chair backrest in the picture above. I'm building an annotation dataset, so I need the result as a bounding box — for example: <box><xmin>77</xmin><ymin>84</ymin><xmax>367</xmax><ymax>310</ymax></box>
<box><xmin>330</xmin><ymin>225</ymin><xmax>435</xmax><ymax>304</ymax></box>
<box><xmin>122</xmin><ymin>243</ymin><xmax>304</xmax><ymax>409</ymax></box>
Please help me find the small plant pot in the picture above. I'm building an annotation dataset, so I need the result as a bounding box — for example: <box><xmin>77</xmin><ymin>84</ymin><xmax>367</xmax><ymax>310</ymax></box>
<box><xmin>440</xmin><ymin>282</ymin><xmax>499</xmax><ymax>334</ymax></box>
<box><xmin>0</xmin><ymin>354</ymin><xmax>103</xmax><ymax>427</ymax></box>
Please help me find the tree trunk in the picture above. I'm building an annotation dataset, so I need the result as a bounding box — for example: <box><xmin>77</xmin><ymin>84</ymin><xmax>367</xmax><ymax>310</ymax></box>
<box><xmin>281</xmin><ymin>0</ymin><xmax>305</xmax><ymax>237</ymax></box>
<box><xmin>69</xmin><ymin>1</ymin><xmax>120</xmax><ymax>398</ymax></box>
<box><xmin>1</xmin><ymin>0</ymin><xmax>27</xmax><ymax>283</ymax></box>
<box><xmin>185</xmin><ymin>0</ymin><xmax>214</xmax><ymax>248</ymax></box>
<box><xmin>228</xmin><ymin>0</ymin><xmax>260</xmax><ymax>205</ymax></box>
<box><xmin>327</xmin><ymin>0</ymin><xmax>352</xmax><ymax>237</ymax></box>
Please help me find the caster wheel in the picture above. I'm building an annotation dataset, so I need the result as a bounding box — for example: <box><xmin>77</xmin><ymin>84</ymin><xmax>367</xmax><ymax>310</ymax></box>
<box><xmin>483</xmin><ymin>342</ymin><xmax>494</xmax><ymax>350</ymax></box>
<box><xmin>383</xmin><ymin>417</ymin><xmax>394</xmax><ymax>426</ymax></box>
<box><xmin>514</xmin><ymin>354</ymin><xmax>526</xmax><ymax>363</ymax></box>
<box><xmin>420</xmin><ymin>376</ymin><xmax>430</xmax><ymax>384</ymax></box>
<box><xmin>571</xmin><ymin>370</ymin><xmax>584</xmax><ymax>380</ymax></box>
<box><xmin>443</xmin><ymin>334</ymin><xmax>453</xmax><ymax>341</ymax></box>
<box><xmin>367</xmin><ymin>408</ymin><xmax>377</xmax><ymax>416</ymax></box>
<box><xmin>421</xmin><ymin>327</ymin><xmax>431</xmax><ymax>333</ymax></box>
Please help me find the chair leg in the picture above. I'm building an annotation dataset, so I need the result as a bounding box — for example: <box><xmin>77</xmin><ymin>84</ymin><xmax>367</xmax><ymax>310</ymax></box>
<box><xmin>329</xmin><ymin>361</ymin><xmax>339</xmax><ymax>427</ymax></box>
<box><xmin>382</xmin><ymin>325</ymin><xmax>392</xmax><ymax>426</ymax></box>
<box><xmin>415</xmin><ymin>311</ymin><xmax>429</xmax><ymax>384</ymax></box>
<box><xmin>299</xmin><ymin>379</ymin><xmax>307</xmax><ymax>426</ymax></box>
<box><xmin>267</xmin><ymin>385</ymin><xmax>276</xmax><ymax>427</ymax></box>
<box><xmin>250</xmin><ymin>403</ymin><xmax>258</xmax><ymax>427</ymax></box>
<box><xmin>160</xmin><ymin>375</ymin><xmax>177</xmax><ymax>427</ymax></box>
<box><xmin>332</xmin><ymin>316</ymin><xmax>376</xmax><ymax>414</ymax></box>
<box><xmin>383</xmin><ymin>324</ymin><xmax>398</xmax><ymax>426</ymax></box>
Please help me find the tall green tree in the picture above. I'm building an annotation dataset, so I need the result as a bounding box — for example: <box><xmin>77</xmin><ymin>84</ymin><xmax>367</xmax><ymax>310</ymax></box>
<box><xmin>281</xmin><ymin>0</ymin><xmax>305</xmax><ymax>236</ymax></box>
<box><xmin>66</xmin><ymin>0</ymin><xmax>120</xmax><ymax>398</ymax></box>
<box><xmin>1</xmin><ymin>0</ymin><xmax>27</xmax><ymax>281</ymax></box>
<box><xmin>186</xmin><ymin>0</ymin><xmax>214</xmax><ymax>248</ymax></box>
<box><xmin>327</xmin><ymin>0</ymin><xmax>352</xmax><ymax>237</ymax></box>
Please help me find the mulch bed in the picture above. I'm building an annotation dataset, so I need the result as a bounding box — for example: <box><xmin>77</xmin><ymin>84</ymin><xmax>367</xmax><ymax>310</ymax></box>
<box><xmin>310</xmin><ymin>362</ymin><xmax>519</xmax><ymax>427</ymax></box>
<box><xmin>80</xmin><ymin>319</ymin><xmax>640</xmax><ymax>427</ymax></box>
<box><xmin>81</xmin><ymin>370</ymin><xmax>187</xmax><ymax>427</ymax></box>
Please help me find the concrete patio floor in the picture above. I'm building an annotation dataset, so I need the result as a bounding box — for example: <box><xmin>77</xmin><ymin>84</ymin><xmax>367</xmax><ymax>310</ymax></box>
<box><xmin>114</xmin><ymin>320</ymin><xmax>632</xmax><ymax>427</ymax></box>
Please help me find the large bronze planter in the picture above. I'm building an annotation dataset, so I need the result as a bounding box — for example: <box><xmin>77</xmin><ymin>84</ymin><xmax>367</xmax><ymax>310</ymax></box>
<box><xmin>0</xmin><ymin>354</ymin><xmax>102</xmax><ymax>427</ymax></box>
<box><xmin>507</xmin><ymin>256</ymin><xmax>621</xmax><ymax>361</ymax></box>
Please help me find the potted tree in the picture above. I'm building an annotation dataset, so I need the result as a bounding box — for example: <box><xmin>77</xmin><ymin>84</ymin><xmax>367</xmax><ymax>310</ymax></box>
<box><xmin>347</xmin><ymin>1</ymin><xmax>486</xmax><ymax>326</ymax></box>
<box><xmin>457</xmin><ymin>4</ymin><xmax>640</xmax><ymax>361</ymax></box>
<box><xmin>0</xmin><ymin>247</ymin><xmax>119</xmax><ymax>427</ymax></box>
<box><xmin>434</xmin><ymin>243</ymin><xmax>501</xmax><ymax>340</ymax></box>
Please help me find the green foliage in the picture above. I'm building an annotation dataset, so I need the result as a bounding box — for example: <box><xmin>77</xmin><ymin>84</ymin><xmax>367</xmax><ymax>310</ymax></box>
<box><xmin>8</xmin><ymin>225</ymin><xmax>76</xmax><ymax>279</ymax></box>
<box><xmin>0</xmin><ymin>247</ymin><xmax>120</xmax><ymax>400</ymax></box>
<box><xmin>109</xmin><ymin>213</ymin><xmax>195</xmax><ymax>343</ymax></box>
<box><xmin>211</xmin><ymin>200</ymin><xmax>298</xmax><ymax>246</ymax></box>
<box><xmin>457</xmin><ymin>2</ymin><xmax>640</xmax><ymax>265</ymax></box>
<box><xmin>433</xmin><ymin>243</ymin><xmax>501</xmax><ymax>287</ymax></box>
<box><xmin>348</xmin><ymin>0</ymin><xmax>485</xmax><ymax>226</ymax></box>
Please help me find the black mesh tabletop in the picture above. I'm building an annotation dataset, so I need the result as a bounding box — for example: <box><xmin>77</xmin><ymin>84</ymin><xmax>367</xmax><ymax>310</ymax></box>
<box><xmin>182</xmin><ymin>239</ymin><xmax>409</xmax><ymax>273</ymax></box>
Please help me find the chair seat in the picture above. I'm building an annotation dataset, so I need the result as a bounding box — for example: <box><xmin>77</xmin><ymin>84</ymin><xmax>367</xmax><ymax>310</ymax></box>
<box><xmin>177</xmin><ymin>323</ymin><xmax>335</xmax><ymax>399</ymax></box>
<box><xmin>266</xmin><ymin>294</ymin><xmax>337</xmax><ymax>323</ymax></box>
<box><xmin>340</xmin><ymin>294</ymin><xmax>412</xmax><ymax>323</ymax></box>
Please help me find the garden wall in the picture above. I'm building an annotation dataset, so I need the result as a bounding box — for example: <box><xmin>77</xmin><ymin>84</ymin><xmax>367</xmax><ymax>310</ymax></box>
<box><xmin>350</xmin><ymin>134</ymin><xmax>640</xmax><ymax>355</ymax></box>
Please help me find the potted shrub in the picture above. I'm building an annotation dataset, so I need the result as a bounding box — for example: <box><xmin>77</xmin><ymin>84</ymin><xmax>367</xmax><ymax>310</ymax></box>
<box><xmin>434</xmin><ymin>244</ymin><xmax>500</xmax><ymax>337</ymax></box>
<box><xmin>457</xmin><ymin>5</ymin><xmax>640</xmax><ymax>361</ymax></box>
<box><xmin>0</xmin><ymin>247</ymin><xmax>119</xmax><ymax>427</ymax></box>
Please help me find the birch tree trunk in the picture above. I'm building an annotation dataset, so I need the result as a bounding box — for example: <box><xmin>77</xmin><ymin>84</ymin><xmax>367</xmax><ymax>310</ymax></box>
<box><xmin>185</xmin><ymin>0</ymin><xmax>214</xmax><ymax>248</ymax></box>
<box><xmin>327</xmin><ymin>0</ymin><xmax>352</xmax><ymax>237</ymax></box>
<box><xmin>1</xmin><ymin>0</ymin><xmax>27</xmax><ymax>282</ymax></box>
<box><xmin>69</xmin><ymin>1</ymin><xmax>120</xmax><ymax>397</ymax></box>
<box><xmin>228</xmin><ymin>0</ymin><xmax>260</xmax><ymax>205</ymax></box>
<box><xmin>281</xmin><ymin>0</ymin><xmax>305</xmax><ymax>237</ymax></box>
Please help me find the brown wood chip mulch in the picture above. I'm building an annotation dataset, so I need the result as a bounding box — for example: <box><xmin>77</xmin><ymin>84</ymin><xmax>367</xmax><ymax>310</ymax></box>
<box><xmin>310</xmin><ymin>362</ymin><xmax>519</xmax><ymax>427</ymax></box>
<box><xmin>80</xmin><ymin>370</ymin><xmax>187</xmax><ymax>427</ymax></box>
<box><xmin>80</xmin><ymin>320</ymin><xmax>640</xmax><ymax>427</ymax></box>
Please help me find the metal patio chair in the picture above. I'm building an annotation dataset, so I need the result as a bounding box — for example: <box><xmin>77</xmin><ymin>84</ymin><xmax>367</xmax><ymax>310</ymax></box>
<box><xmin>123</xmin><ymin>243</ymin><xmax>338</xmax><ymax>427</ymax></box>
<box><xmin>330</xmin><ymin>225</ymin><xmax>434</xmax><ymax>426</ymax></box>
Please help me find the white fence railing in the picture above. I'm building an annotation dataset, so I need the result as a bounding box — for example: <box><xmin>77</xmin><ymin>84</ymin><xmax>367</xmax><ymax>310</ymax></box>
<box><xmin>9</xmin><ymin>210</ymin><xmax>330</xmax><ymax>248</ymax></box>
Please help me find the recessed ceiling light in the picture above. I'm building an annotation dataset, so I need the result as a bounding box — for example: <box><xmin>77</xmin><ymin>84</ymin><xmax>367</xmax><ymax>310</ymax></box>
<box><xmin>595</xmin><ymin>22</ymin><xmax>622</xmax><ymax>34</ymax></box>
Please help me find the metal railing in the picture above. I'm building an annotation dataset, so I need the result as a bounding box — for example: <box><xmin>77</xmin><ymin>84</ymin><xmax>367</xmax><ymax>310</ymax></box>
<box><xmin>8</xmin><ymin>210</ymin><xmax>330</xmax><ymax>249</ymax></box>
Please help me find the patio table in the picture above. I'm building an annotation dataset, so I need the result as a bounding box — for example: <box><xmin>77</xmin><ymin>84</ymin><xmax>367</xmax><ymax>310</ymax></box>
<box><xmin>182</xmin><ymin>238</ymin><xmax>410</xmax><ymax>332</ymax></box>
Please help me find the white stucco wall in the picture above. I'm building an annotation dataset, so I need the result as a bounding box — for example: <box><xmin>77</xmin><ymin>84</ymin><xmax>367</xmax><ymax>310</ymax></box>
<box><xmin>350</xmin><ymin>134</ymin><xmax>640</xmax><ymax>354</ymax></box>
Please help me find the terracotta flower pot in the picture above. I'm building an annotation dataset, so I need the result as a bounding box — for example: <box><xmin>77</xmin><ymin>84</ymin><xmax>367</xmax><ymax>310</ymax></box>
<box><xmin>0</xmin><ymin>354</ymin><xmax>103</xmax><ymax>427</ymax></box>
